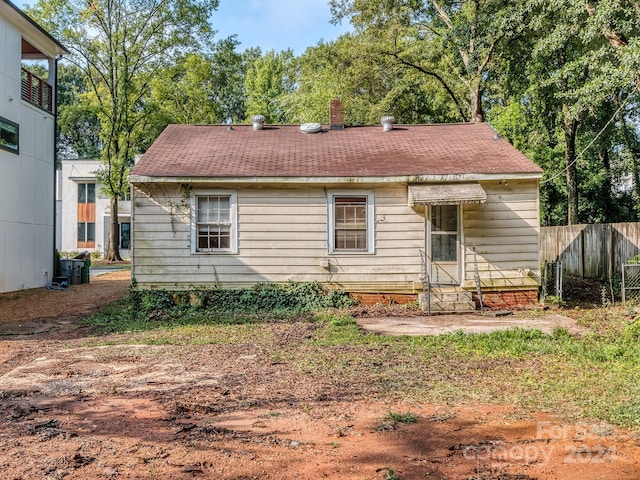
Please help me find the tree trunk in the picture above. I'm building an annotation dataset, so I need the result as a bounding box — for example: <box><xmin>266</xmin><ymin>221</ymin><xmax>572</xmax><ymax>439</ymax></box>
<box><xmin>563</xmin><ymin>114</ymin><xmax>579</xmax><ymax>225</ymax></box>
<box><xmin>106</xmin><ymin>197</ymin><xmax>122</xmax><ymax>261</ymax></box>
<box><xmin>469</xmin><ymin>85</ymin><xmax>484</xmax><ymax>123</ymax></box>
<box><xmin>599</xmin><ymin>148</ymin><xmax>614</xmax><ymax>221</ymax></box>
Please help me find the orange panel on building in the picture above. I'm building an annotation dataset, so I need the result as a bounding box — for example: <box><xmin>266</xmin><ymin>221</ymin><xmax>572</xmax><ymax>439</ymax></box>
<box><xmin>77</xmin><ymin>203</ymin><xmax>95</xmax><ymax>222</ymax></box>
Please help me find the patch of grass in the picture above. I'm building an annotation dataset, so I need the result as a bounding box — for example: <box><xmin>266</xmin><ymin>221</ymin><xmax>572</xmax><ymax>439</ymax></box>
<box><xmin>375</xmin><ymin>411</ymin><xmax>418</xmax><ymax>432</ymax></box>
<box><xmin>379</xmin><ymin>467</ymin><xmax>401</xmax><ymax>480</ymax></box>
<box><xmin>258</xmin><ymin>411</ymin><xmax>286</xmax><ymax>418</ymax></box>
<box><xmin>610</xmin><ymin>401</ymin><xmax>640</xmax><ymax>428</ymax></box>
<box><xmin>82</xmin><ymin>291</ymin><xmax>640</xmax><ymax>430</ymax></box>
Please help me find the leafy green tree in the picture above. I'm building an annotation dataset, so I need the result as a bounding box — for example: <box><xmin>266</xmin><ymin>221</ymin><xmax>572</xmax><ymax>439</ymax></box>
<box><xmin>244</xmin><ymin>49</ymin><xmax>296</xmax><ymax>123</ymax></box>
<box><xmin>150</xmin><ymin>53</ymin><xmax>223</xmax><ymax>125</ymax></box>
<box><xmin>56</xmin><ymin>63</ymin><xmax>101</xmax><ymax>161</ymax></box>
<box><xmin>584</xmin><ymin>0</ymin><xmax>640</xmax><ymax>94</ymax></box>
<box><xmin>27</xmin><ymin>0</ymin><xmax>218</xmax><ymax>260</ymax></box>
<box><xmin>213</xmin><ymin>41</ymin><xmax>261</xmax><ymax>123</ymax></box>
<box><xmin>282</xmin><ymin>35</ymin><xmax>387</xmax><ymax>125</ymax></box>
<box><xmin>330</xmin><ymin>0</ymin><xmax>528</xmax><ymax>122</ymax></box>
<box><xmin>618</xmin><ymin>100</ymin><xmax>640</xmax><ymax>216</ymax></box>
<box><xmin>149</xmin><ymin>36</ymin><xmax>254</xmax><ymax>126</ymax></box>
<box><xmin>488</xmin><ymin>0</ymin><xmax>635</xmax><ymax>225</ymax></box>
<box><xmin>282</xmin><ymin>34</ymin><xmax>460</xmax><ymax>125</ymax></box>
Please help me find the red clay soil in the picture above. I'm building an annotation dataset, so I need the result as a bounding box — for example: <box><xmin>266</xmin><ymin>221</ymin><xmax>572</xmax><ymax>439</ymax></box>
<box><xmin>0</xmin><ymin>272</ymin><xmax>638</xmax><ymax>480</ymax></box>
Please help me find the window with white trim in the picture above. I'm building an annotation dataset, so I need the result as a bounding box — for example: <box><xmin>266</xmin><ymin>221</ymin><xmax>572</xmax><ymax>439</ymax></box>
<box><xmin>328</xmin><ymin>191</ymin><xmax>375</xmax><ymax>253</ymax></box>
<box><xmin>191</xmin><ymin>191</ymin><xmax>237</xmax><ymax>253</ymax></box>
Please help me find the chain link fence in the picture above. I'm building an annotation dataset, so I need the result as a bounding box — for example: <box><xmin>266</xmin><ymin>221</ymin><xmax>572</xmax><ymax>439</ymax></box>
<box><xmin>622</xmin><ymin>263</ymin><xmax>640</xmax><ymax>303</ymax></box>
<box><xmin>542</xmin><ymin>260</ymin><xmax>563</xmax><ymax>300</ymax></box>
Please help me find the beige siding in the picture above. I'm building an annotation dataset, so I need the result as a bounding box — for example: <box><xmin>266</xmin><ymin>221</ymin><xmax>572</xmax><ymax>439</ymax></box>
<box><xmin>131</xmin><ymin>183</ymin><xmax>426</xmax><ymax>292</ymax></box>
<box><xmin>131</xmin><ymin>179</ymin><xmax>540</xmax><ymax>293</ymax></box>
<box><xmin>463</xmin><ymin>180</ymin><xmax>540</xmax><ymax>290</ymax></box>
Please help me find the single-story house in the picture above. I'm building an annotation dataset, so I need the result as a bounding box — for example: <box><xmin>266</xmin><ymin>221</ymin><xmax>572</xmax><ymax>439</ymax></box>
<box><xmin>128</xmin><ymin>101</ymin><xmax>543</xmax><ymax>310</ymax></box>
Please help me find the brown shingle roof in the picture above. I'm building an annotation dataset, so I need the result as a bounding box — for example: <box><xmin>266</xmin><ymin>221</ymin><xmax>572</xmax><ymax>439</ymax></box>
<box><xmin>130</xmin><ymin>122</ymin><xmax>542</xmax><ymax>179</ymax></box>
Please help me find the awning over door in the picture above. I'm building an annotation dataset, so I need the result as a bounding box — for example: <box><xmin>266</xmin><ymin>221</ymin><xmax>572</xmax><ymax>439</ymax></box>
<box><xmin>408</xmin><ymin>183</ymin><xmax>487</xmax><ymax>206</ymax></box>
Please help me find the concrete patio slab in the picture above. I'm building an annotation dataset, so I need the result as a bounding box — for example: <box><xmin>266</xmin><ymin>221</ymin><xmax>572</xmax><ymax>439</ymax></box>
<box><xmin>357</xmin><ymin>313</ymin><xmax>583</xmax><ymax>336</ymax></box>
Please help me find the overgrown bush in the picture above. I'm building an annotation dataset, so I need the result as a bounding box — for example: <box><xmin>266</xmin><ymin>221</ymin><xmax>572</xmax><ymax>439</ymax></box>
<box><xmin>129</xmin><ymin>282</ymin><xmax>356</xmax><ymax>316</ymax></box>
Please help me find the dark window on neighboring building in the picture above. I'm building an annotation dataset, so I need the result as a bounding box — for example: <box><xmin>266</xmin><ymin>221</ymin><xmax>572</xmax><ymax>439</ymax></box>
<box><xmin>78</xmin><ymin>183</ymin><xmax>96</xmax><ymax>203</ymax></box>
<box><xmin>120</xmin><ymin>222</ymin><xmax>131</xmax><ymax>249</ymax></box>
<box><xmin>77</xmin><ymin>222</ymin><xmax>95</xmax><ymax>243</ymax></box>
<box><xmin>0</xmin><ymin>116</ymin><xmax>19</xmax><ymax>154</ymax></box>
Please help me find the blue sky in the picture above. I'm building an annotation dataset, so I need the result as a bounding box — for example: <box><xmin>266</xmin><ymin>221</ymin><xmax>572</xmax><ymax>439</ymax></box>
<box><xmin>210</xmin><ymin>0</ymin><xmax>351</xmax><ymax>55</ymax></box>
<box><xmin>18</xmin><ymin>0</ymin><xmax>352</xmax><ymax>56</ymax></box>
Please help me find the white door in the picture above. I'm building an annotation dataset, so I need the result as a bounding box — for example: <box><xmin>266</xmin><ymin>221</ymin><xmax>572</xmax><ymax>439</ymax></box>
<box><xmin>428</xmin><ymin>204</ymin><xmax>461</xmax><ymax>285</ymax></box>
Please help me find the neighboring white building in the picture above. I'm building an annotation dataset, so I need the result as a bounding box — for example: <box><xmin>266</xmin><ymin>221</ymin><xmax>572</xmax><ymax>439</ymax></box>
<box><xmin>0</xmin><ymin>0</ymin><xmax>67</xmax><ymax>292</ymax></box>
<box><xmin>59</xmin><ymin>159</ymin><xmax>131</xmax><ymax>259</ymax></box>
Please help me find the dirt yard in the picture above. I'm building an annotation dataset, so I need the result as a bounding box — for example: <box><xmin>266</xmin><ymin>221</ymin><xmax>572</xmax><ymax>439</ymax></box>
<box><xmin>0</xmin><ymin>273</ymin><xmax>639</xmax><ymax>479</ymax></box>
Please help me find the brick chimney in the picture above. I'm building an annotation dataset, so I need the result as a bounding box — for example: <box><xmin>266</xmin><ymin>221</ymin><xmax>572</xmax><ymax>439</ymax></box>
<box><xmin>329</xmin><ymin>98</ymin><xmax>344</xmax><ymax>130</ymax></box>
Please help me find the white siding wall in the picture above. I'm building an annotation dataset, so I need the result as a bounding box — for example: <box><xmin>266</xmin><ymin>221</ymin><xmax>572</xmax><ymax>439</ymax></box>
<box><xmin>131</xmin><ymin>179</ymin><xmax>540</xmax><ymax>293</ymax></box>
<box><xmin>463</xmin><ymin>180</ymin><xmax>540</xmax><ymax>290</ymax></box>
<box><xmin>60</xmin><ymin>159</ymin><xmax>131</xmax><ymax>257</ymax></box>
<box><xmin>0</xmin><ymin>15</ymin><xmax>54</xmax><ymax>292</ymax></box>
<box><xmin>132</xmin><ymin>183</ymin><xmax>426</xmax><ymax>292</ymax></box>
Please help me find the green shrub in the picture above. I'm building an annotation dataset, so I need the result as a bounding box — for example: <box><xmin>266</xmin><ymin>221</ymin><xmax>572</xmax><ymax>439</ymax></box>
<box><xmin>127</xmin><ymin>282</ymin><xmax>356</xmax><ymax>315</ymax></box>
<box><xmin>623</xmin><ymin>320</ymin><xmax>640</xmax><ymax>341</ymax></box>
<box><xmin>130</xmin><ymin>289</ymin><xmax>176</xmax><ymax>313</ymax></box>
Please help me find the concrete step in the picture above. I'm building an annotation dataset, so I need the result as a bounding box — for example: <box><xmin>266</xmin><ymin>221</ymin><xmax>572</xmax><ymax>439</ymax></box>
<box><xmin>429</xmin><ymin>291</ymin><xmax>474</xmax><ymax>302</ymax></box>
<box><xmin>428</xmin><ymin>301</ymin><xmax>477</xmax><ymax>312</ymax></box>
<box><xmin>419</xmin><ymin>289</ymin><xmax>476</xmax><ymax>313</ymax></box>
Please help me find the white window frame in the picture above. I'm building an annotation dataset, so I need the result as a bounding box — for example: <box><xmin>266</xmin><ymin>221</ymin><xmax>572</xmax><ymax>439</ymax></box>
<box><xmin>327</xmin><ymin>190</ymin><xmax>375</xmax><ymax>254</ymax></box>
<box><xmin>190</xmin><ymin>189</ymin><xmax>238</xmax><ymax>254</ymax></box>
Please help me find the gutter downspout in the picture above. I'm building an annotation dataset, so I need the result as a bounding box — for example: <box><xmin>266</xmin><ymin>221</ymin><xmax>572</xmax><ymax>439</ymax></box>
<box><xmin>52</xmin><ymin>55</ymin><xmax>60</xmax><ymax>280</ymax></box>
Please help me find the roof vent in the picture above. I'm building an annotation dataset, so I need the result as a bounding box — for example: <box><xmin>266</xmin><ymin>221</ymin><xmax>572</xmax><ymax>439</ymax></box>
<box><xmin>300</xmin><ymin>122</ymin><xmax>322</xmax><ymax>134</ymax></box>
<box><xmin>251</xmin><ymin>114</ymin><xmax>265</xmax><ymax>131</ymax></box>
<box><xmin>381</xmin><ymin>116</ymin><xmax>395</xmax><ymax>132</ymax></box>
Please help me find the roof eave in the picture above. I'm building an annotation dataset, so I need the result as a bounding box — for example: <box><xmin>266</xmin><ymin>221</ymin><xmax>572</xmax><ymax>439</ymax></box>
<box><xmin>1</xmin><ymin>0</ymin><xmax>69</xmax><ymax>56</ymax></box>
<box><xmin>128</xmin><ymin>172</ymin><xmax>543</xmax><ymax>185</ymax></box>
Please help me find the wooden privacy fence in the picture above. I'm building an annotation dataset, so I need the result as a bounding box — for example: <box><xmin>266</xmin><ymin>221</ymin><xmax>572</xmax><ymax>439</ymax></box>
<box><xmin>540</xmin><ymin>222</ymin><xmax>640</xmax><ymax>280</ymax></box>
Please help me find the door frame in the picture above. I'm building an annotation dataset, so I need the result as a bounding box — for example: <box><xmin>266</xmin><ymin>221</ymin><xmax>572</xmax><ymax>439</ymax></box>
<box><xmin>426</xmin><ymin>204</ymin><xmax>463</xmax><ymax>286</ymax></box>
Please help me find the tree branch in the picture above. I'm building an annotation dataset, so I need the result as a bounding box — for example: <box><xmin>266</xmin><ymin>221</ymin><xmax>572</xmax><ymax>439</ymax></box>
<box><xmin>382</xmin><ymin>50</ymin><xmax>469</xmax><ymax>122</ymax></box>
